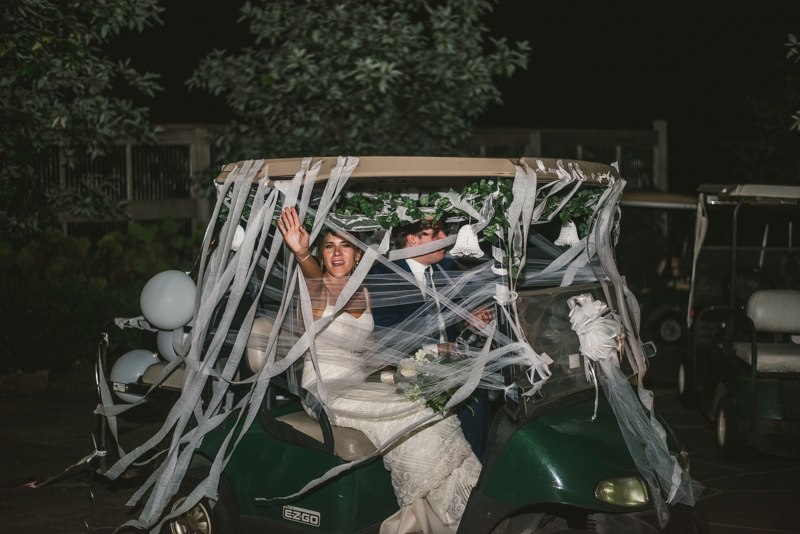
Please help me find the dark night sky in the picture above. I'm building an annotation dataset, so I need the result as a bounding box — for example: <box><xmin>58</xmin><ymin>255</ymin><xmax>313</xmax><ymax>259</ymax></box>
<box><xmin>107</xmin><ymin>1</ymin><xmax>800</xmax><ymax>193</ymax></box>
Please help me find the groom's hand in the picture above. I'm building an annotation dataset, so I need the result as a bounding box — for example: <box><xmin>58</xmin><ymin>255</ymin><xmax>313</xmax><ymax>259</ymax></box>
<box><xmin>437</xmin><ymin>343</ymin><xmax>454</xmax><ymax>357</ymax></box>
<box><xmin>464</xmin><ymin>305</ymin><xmax>493</xmax><ymax>330</ymax></box>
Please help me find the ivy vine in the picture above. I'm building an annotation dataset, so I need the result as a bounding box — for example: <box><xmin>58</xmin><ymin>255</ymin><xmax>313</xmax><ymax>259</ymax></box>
<box><xmin>541</xmin><ymin>188</ymin><xmax>604</xmax><ymax>239</ymax></box>
<box><xmin>336</xmin><ymin>179</ymin><xmax>515</xmax><ymax>245</ymax></box>
<box><xmin>219</xmin><ymin>180</ymin><xmax>611</xmax><ymax>250</ymax></box>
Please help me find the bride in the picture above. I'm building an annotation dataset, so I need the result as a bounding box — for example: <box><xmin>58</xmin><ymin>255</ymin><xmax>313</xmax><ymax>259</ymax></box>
<box><xmin>278</xmin><ymin>207</ymin><xmax>482</xmax><ymax>534</ymax></box>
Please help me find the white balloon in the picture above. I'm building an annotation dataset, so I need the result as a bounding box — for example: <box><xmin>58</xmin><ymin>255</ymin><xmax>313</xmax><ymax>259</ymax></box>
<box><xmin>157</xmin><ymin>328</ymin><xmax>190</xmax><ymax>362</ymax></box>
<box><xmin>140</xmin><ymin>270</ymin><xmax>196</xmax><ymax>330</ymax></box>
<box><xmin>109</xmin><ymin>349</ymin><xmax>160</xmax><ymax>403</ymax></box>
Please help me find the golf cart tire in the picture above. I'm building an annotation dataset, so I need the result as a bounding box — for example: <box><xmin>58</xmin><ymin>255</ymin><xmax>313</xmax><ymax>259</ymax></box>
<box><xmin>714</xmin><ymin>395</ymin><xmax>753</xmax><ymax>462</ymax></box>
<box><xmin>677</xmin><ymin>362</ymin><xmax>694</xmax><ymax>408</ymax></box>
<box><xmin>160</xmin><ymin>468</ymin><xmax>242</xmax><ymax>534</ymax></box>
<box><xmin>657</xmin><ymin>313</ymin><xmax>684</xmax><ymax>345</ymax></box>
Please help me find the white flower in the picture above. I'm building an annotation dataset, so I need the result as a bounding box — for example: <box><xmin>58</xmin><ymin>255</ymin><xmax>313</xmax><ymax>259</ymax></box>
<box><xmin>399</xmin><ymin>364</ymin><xmax>418</xmax><ymax>378</ymax></box>
<box><xmin>404</xmin><ymin>384</ymin><xmax>422</xmax><ymax>401</ymax></box>
<box><xmin>414</xmin><ymin>349</ymin><xmax>428</xmax><ymax>361</ymax></box>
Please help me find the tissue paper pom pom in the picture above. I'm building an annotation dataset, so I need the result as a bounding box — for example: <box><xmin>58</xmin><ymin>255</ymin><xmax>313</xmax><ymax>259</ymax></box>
<box><xmin>555</xmin><ymin>220</ymin><xmax>580</xmax><ymax>247</ymax></box>
<box><xmin>450</xmin><ymin>224</ymin><xmax>484</xmax><ymax>258</ymax></box>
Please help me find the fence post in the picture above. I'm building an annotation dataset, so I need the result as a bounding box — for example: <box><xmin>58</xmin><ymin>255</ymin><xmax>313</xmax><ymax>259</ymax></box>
<box><xmin>653</xmin><ymin>120</ymin><xmax>668</xmax><ymax>192</ymax></box>
<box><xmin>125</xmin><ymin>143</ymin><xmax>133</xmax><ymax>229</ymax></box>
<box><xmin>525</xmin><ymin>130</ymin><xmax>541</xmax><ymax>157</ymax></box>
<box><xmin>59</xmin><ymin>148</ymin><xmax>68</xmax><ymax>236</ymax></box>
<box><xmin>189</xmin><ymin>126</ymin><xmax>212</xmax><ymax>235</ymax></box>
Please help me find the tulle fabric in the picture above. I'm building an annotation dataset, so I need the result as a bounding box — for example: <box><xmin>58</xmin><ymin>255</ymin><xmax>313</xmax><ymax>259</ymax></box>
<box><xmin>301</xmin><ymin>304</ymin><xmax>481</xmax><ymax>531</ymax></box>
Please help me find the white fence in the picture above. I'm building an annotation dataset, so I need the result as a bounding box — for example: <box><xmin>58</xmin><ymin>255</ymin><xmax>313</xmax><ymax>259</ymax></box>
<box><xmin>43</xmin><ymin>122</ymin><xmax>667</xmax><ymax>239</ymax></box>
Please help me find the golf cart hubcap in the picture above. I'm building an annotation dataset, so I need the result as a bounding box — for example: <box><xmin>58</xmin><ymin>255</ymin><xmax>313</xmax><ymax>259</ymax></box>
<box><xmin>717</xmin><ymin>410</ymin><xmax>727</xmax><ymax>447</ymax></box>
<box><xmin>660</xmin><ymin>318</ymin><xmax>682</xmax><ymax>343</ymax></box>
<box><xmin>170</xmin><ymin>496</ymin><xmax>211</xmax><ymax>534</ymax></box>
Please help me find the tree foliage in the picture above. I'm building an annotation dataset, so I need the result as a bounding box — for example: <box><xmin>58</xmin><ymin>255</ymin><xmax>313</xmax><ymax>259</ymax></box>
<box><xmin>0</xmin><ymin>0</ymin><xmax>163</xmax><ymax>238</ymax></box>
<box><xmin>726</xmin><ymin>32</ymin><xmax>800</xmax><ymax>185</ymax></box>
<box><xmin>0</xmin><ymin>220</ymin><xmax>201</xmax><ymax>373</ymax></box>
<box><xmin>785</xmin><ymin>32</ymin><xmax>800</xmax><ymax>131</ymax></box>
<box><xmin>189</xmin><ymin>0</ymin><xmax>529</xmax><ymax>194</ymax></box>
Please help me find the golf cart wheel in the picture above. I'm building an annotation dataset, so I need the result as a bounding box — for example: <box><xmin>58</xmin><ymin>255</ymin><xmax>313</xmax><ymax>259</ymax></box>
<box><xmin>657</xmin><ymin>314</ymin><xmax>684</xmax><ymax>344</ymax></box>
<box><xmin>677</xmin><ymin>362</ymin><xmax>694</xmax><ymax>407</ymax></box>
<box><xmin>714</xmin><ymin>395</ymin><xmax>752</xmax><ymax>461</ymax></box>
<box><xmin>161</xmin><ymin>469</ymin><xmax>242</xmax><ymax>534</ymax></box>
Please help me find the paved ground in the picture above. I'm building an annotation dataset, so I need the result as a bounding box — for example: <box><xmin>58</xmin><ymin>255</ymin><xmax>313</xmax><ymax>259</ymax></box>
<box><xmin>645</xmin><ymin>346</ymin><xmax>800</xmax><ymax>534</ymax></box>
<box><xmin>1</xmin><ymin>349</ymin><xmax>798</xmax><ymax>533</ymax></box>
<box><xmin>1</xmin><ymin>389</ymin><xmax>138</xmax><ymax>533</ymax></box>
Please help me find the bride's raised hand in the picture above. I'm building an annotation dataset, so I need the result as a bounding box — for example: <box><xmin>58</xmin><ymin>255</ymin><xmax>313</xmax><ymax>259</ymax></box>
<box><xmin>277</xmin><ymin>206</ymin><xmax>310</xmax><ymax>256</ymax></box>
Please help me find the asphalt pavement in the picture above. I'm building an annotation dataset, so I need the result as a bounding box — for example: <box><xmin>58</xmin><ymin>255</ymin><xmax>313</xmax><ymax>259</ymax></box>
<box><xmin>1</xmin><ymin>349</ymin><xmax>798</xmax><ymax>534</ymax></box>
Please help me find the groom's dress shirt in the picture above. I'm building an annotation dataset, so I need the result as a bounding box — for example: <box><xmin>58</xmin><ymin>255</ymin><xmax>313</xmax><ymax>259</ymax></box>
<box><xmin>405</xmin><ymin>258</ymin><xmax>429</xmax><ymax>293</ymax></box>
<box><xmin>406</xmin><ymin>259</ymin><xmax>446</xmax><ymax>343</ymax></box>
<box><xmin>371</xmin><ymin>258</ymin><xmax>456</xmax><ymax>340</ymax></box>
<box><xmin>370</xmin><ymin>257</ymin><xmax>491</xmax><ymax>463</ymax></box>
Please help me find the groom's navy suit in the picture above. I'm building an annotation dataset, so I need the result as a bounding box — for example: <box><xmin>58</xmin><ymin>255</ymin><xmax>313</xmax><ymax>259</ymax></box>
<box><xmin>371</xmin><ymin>258</ymin><xmax>492</xmax><ymax>463</ymax></box>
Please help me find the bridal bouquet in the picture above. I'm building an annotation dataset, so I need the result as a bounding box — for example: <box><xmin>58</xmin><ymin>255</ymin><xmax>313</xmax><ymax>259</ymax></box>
<box><xmin>391</xmin><ymin>348</ymin><xmax>466</xmax><ymax>413</ymax></box>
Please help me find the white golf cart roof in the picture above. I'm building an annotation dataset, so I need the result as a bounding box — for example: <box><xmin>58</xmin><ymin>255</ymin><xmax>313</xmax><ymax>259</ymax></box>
<box><xmin>215</xmin><ymin>156</ymin><xmax>620</xmax><ymax>186</ymax></box>
<box><xmin>698</xmin><ymin>184</ymin><xmax>800</xmax><ymax>202</ymax></box>
<box><xmin>619</xmin><ymin>190</ymin><xmax>697</xmax><ymax>210</ymax></box>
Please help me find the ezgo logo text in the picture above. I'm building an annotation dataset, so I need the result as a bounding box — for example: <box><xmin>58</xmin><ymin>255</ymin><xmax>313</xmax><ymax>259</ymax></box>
<box><xmin>283</xmin><ymin>505</ymin><xmax>320</xmax><ymax>527</ymax></box>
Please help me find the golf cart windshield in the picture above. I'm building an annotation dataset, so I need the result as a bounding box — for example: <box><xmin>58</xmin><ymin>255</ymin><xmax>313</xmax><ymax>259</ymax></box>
<box><xmin>691</xmin><ymin>189</ymin><xmax>800</xmax><ymax>308</ymax></box>
<box><xmin>517</xmin><ymin>283</ymin><xmax>634</xmax><ymax>401</ymax></box>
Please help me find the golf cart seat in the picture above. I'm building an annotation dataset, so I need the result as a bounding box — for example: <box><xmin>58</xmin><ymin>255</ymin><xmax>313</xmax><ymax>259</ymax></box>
<box><xmin>142</xmin><ymin>362</ymin><xmax>183</xmax><ymax>390</ymax></box>
<box><xmin>140</xmin><ymin>301</ymin><xmax>275</xmax><ymax>392</ymax></box>
<box><xmin>245</xmin><ymin>316</ymin><xmax>279</xmax><ymax>372</ymax></box>
<box><xmin>275</xmin><ymin>411</ymin><xmax>377</xmax><ymax>461</ymax></box>
<box><xmin>735</xmin><ymin>290</ymin><xmax>800</xmax><ymax>373</ymax></box>
<box><xmin>141</xmin><ymin>357</ymin><xmax>240</xmax><ymax>390</ymax></box>
<box><xmin>245</xmin><ymin>318</ymin><xmax>378</xmax><ymax>461</ymax></box>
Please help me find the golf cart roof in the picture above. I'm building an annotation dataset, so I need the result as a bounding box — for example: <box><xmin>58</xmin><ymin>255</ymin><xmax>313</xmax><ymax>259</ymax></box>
<box><xmin>619</xmin><ymin>190</ymin><xmax>697</xmax><ymax>210</ymax></box>
<box><xmin>215</xmin><ymin>156</ymin><xmax>620</xmax><ymax>186</ymax></box>
<box><xmin>697</xmin><ymin>184</ymin><xmax>800</xmax><ymax>202</ymax></box>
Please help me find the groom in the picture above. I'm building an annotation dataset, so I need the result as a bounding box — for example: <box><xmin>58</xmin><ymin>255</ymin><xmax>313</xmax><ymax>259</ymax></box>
<box><xmin>371</xmin><ymin>219</ymin><xmax>493</xmax><ymax>463</ymax></box>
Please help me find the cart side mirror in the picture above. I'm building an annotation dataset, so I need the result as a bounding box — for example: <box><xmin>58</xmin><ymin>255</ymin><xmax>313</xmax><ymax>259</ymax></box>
<box><xmin>640</xmin><ymin>341</ymin><xmax>657</xmax><ymax>358</ymax></box>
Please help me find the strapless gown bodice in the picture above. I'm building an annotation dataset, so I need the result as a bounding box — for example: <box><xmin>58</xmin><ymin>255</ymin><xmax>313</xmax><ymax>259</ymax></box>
<box><xmin>301</xmin><ymin>304</ymin><xmax>373</xmax><ymax>391</ymax></box>
<box><xmin>300</xmin><ymin>305</ymin><xmax>481</xmax><ymax>533</ymax></box>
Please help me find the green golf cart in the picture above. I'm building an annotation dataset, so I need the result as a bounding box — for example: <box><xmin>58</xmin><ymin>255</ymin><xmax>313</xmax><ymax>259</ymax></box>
<box><xmin>679</xmin><ymin>184</ymin><xmax>800</xmax><ymax>460</ymax></box>
<box><xmin>617</xmin><ymin>190</ymin><xmax>698</xmax><ymax>347</ymax></box>
<box><xmin>94</xmin><ymin>157</ymin><xmax>706</xmax><ymax>533</ymax></box>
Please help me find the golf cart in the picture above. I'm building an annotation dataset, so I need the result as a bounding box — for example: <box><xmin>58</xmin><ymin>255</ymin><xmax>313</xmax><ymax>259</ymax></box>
<box><xmin>94</xmin><ymin>157</ymin><xmax>705</xmax><ymax>533</ymax></box>
<box><xmin>679</xmin><ymin>184</ymin><xmax>800</xmax><ymax>460</ymax></box>
<box><xmin>617</xmin><ymin>191</ymin><xmax>698</xmax><ymax>346</ymax></box>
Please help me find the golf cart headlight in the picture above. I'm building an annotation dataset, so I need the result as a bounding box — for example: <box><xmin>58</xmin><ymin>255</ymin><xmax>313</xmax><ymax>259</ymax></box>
<box><xmin>594</xmin><ymin>476</ymin><xmax>649</xmax><ymax>507</ymax></box>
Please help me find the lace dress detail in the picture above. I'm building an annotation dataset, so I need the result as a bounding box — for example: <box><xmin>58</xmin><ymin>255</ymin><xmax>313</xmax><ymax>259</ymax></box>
<box><xmin>301</xmin><ymin>305</ymin><xmax>481</xmax><ymax>531</ymax></box>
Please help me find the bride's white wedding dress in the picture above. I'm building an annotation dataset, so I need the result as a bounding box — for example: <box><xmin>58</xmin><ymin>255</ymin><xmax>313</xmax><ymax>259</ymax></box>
<box><xmin>301</xmin><ymin>304</ymin><xmax>482</xmax><ymax>534</ymax></box>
